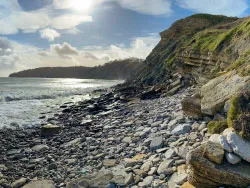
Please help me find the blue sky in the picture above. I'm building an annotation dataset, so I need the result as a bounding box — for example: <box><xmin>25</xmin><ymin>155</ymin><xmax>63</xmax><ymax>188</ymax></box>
<box><xmin>0</xmin><ymin>0</ymin><xmax>250</xmax><ymax>76</ymax></box>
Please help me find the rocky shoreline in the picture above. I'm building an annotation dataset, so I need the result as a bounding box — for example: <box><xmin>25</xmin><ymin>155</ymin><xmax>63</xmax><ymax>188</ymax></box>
<box><xmin>0</xmin><ymin>84</ymin><xmax>210</xmax><ymax>188</ymax></box>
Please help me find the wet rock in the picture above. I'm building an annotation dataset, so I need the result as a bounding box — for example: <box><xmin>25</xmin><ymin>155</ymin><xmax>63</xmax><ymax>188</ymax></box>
<box><xmin>41</xmin><ymin>124</ymin><xmax>61</xmax><ymax>137</ymax></box>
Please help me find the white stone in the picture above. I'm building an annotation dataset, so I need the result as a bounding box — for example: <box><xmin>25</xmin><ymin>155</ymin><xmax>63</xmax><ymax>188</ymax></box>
<box><xmin>219</xmin><ymin>135</ymin><xmax>233</xmax><ymax>152</ymax></box>
<box><xmin>209</xmin><ymin>134</ymin><xmax>220</xmax><ymax>144</ymax></box>
<box><xmin>227</xmin><ymin>132</ymin><xmax>250</xmax><ymax>163</ymax></box>
<box><xmin>225</xmin><ymin>152</ymin><xmax>241</xmax><ymax>165</ymax></box>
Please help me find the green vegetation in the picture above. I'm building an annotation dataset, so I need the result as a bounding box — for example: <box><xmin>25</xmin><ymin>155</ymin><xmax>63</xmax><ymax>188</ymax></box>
<box><xmin>208</xmin><ymin>120</ymin><xmax>228</xmax><ymax>134</ymax></box>
<box><xmin>189</xmin><ymin>14</ymin><xmax>238</xmax><ymax>25</ymax></box>
<box><xmin>227</xmin><ymin>95</ymin><xmax>242</xmax><ymax>128</ymax></box>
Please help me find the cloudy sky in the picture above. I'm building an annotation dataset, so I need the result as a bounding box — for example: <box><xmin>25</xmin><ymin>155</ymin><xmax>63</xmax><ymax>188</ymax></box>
<box><xmin>0</xmin><ymin>0</ymin><xmax>249</xmax><ymax>76</ymax></box>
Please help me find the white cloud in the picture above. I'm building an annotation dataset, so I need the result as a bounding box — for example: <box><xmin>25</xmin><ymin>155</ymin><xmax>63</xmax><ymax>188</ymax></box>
<box><xmin>0</xmin><ymin>37</ymin><xmax>13</xmax><ymax>56</ymax></box>
<box><xmin>117</xmin><ymin>0</ymin><xmax>173</xmax><ymax>15</ymax></box>
<box><xmin>54</xmin><ymin>0</ymin><xmax>173</xmax><ymax>15</ymax></box>
<box><xmin>0</xmin><ymin>1</ymin><xmax>92</xmax><ymax>35</ymax></box>
<box><xmin>176</xmin><ymin>0</ymin><xmax>248</xmax><ymax>17</ymax></box>
<box><xmin>63</xmin><ymin>27</ymin><xmax>82</xmax><ymax>34</ymax></box>
<box><xmin>40</xmin><ymin>28</ymin><xmax>61</xmax><ymax>41</ymax></box>
<box><xmin>51</xmin><ymin>42</ymin><xmax>79</xmax><ymax>57</ymax></box>
<box><xmin>51</xmin><ymin>14</ymin><xmax>92</xmax><ymax>30</ymax></box>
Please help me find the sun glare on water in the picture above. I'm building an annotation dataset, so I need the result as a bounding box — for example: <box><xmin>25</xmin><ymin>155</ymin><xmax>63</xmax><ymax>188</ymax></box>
<box><xmin>70</xmin><ymin>0</ymin><xmax>92</xmax><ymax>10</ymax></box>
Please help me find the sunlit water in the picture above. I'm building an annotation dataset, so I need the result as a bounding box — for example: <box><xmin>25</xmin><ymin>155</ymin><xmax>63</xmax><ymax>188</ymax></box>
<box><xmin>0</xmin><ymin>77</ymin><xmax>123</xmax><ymax>129</ymax></box>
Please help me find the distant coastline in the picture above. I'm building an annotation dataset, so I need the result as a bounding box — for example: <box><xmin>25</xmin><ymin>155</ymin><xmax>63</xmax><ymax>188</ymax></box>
<box><xmin>9</xmin><ymin>58</ymin><xmax>144</xmax><ymax>80</ymax></box>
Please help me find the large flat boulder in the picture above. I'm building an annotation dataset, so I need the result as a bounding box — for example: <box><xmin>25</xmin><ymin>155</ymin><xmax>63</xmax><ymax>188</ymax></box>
<box><xmin>187</xmin><ymin>143</ymin><xmax>250</xmax><ymax>188</ymax></box>
<box><xmin>200</xmin><ymin>71</ymin><xmax>250</xmax><ymax>115</ymax></box>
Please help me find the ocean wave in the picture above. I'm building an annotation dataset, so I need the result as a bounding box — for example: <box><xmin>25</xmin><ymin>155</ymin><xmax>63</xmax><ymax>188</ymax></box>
<box><xmin>0</xmin><ymin>91</ymin><xmax>88</xmax><ymax>102</ymax></box>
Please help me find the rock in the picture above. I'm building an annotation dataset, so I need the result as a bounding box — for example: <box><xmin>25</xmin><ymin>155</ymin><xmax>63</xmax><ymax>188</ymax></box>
<box><xmin>227</xmin><ymin>132</ymin><xmax>250</xmax><ymax>163</ymax></box>
<box><xmin>150</xmin><ymin>136</ymin><xmax>163</xmax><ymax>151</ymax></box>
<box><xmin>103</xmin><ymin>159</ymin><xmax>117</xmax><ymax>167</ymax></box>
<box><xmin>171</xmin><ymin>124</ymin><xmax>191</xmax><ymax>135</ymax></box>
<box><xmin>12</xmin><ymin>178</ymin><xmax>27</xmax><ymax>188</ymax></box>
<box><xmin>23</xmin><ymin>180</ymin><xmax>54</xmax><ymax>188</ymax></box>
<box><xmin>124</xmin><ymin>158</ymin><xmax>142</xmax><ymax>168</ymax></box>
<box><xmin>124</xmin><ymin>173</ymin><xmax>134</xmax><ymax>185</ymax></box>
<box><xmin>142</xmin><ymin>176</ymin><xmax>154</xmax><ymax>187</ymax></box>
<box><xmin>165</xmin><ymin>148</ymin><xmax>176</xmax><ymax>159</ymax></box>
<box><xmin>41</xmin><ymin>124</ymin><xmax>61</xmax><ymax>137</ymax></box>
<box><xmin>200</xmin><ymin>71</ymin><xmax>250</xmax><ymax>115</ymax></box>
<box><xmin>168</xmin><ymin>119</ymin><xmax>178</xmax><ymax>131</ymax></box>
<box><xmin>32</xmin><ymin>144</ymin><xmax>49</xmax><ymax>152</ymax></box>
<box><xmin>225</xmin><ymin>152</ymin><xmax>241</xmax><ymax>165</ymax></box>
<box><xmin>187</xmin><ymin>144</ymin><xmax>250</xmax><ymax>188</ymax></box>
<box><xmin>208</xmin><ymin>134</ymin><xmax>220</xmax><ymax>144</ymax></box>
<box><xmin>204</xmin><ymin>141</ymin><xmax>224</xmax><ymax>164</ymax></box>
<box><xmin>47</xmin><ymin>163</ymin><xmax>57</xmax><ymax>170</ymax></box>
<box><xmin>66</xmin><ymin>170</ymin><xmax>113</xmax><ymax>188</ymax></box>
<box><xmin>159</xmin><ymin>174</ymin><xmax>166</xmax><ymax>180</ymax></box>
<box><xmin>169</xmin><ymin>172</ymin><xmax>188</xmax><ymax>186</ymax></box>
<box><xmin>122</xmin><ymin>137</ymin><xmax>132</xmax><ymax>143</ymax></box>
<box><xmin>141</xmin><ymin>161</ymin><xmax>153</xmax><ymax>172</ymax></box>
<box><xmin>148</xmin><ymin>167</ymin><xmax>157</xmax><ymax>176</ymax></box>
<box><xmin>181</xmin><ymin>182</ymin><xmax>196</xmax><ymax>188</ymax></box>
<box><xmin>218</xmin><ymin>135</ymin><xmax>232</xmax><ymax>152</ymax></box>
<box><xmin>63</xmin><ymin>138</ymin><xmax>83</xmax><ymax>148</ymax></box>
<box><xmin>7</xmin><ymin>149</ymin><xmax>21</xmax><ymax>156</ymax></box>
<box><xmin>181</xmin><ymin>94</ymin><xmax>202</xmax><ymax>118</ymax></box>
<box><xmin>157</xmin><ymin>160</ymin><xmax>174</xmax><ymax>175</ymax></box>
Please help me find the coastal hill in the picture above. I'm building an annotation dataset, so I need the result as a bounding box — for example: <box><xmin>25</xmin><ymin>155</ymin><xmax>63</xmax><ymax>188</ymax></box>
<box><xmin>9</xmin><ymin>58</ymin><xmax>144</xmax><ymax>80</ymax></box>
<box><xmin>138</xmin><ymin>14</ymin><xmax>250</xmax><ymax>85</ymax></box>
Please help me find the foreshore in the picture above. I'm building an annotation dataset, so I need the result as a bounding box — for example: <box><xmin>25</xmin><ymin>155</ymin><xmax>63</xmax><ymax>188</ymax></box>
<box><xmin>0</xmin><ymin>84</ymin><xmax>208</xmax><ymax>188</ymax></box>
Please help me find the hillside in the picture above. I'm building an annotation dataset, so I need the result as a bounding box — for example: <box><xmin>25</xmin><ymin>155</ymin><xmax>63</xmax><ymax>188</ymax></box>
<box><xmin>138</xmin><ymin>14</ymin><xmax>250</xmax><ymax>85</ymax></box>
<box><xmin>9</xmin><ymin>58</ymin><xmax>144</xmax><ymax>80</ymax></box>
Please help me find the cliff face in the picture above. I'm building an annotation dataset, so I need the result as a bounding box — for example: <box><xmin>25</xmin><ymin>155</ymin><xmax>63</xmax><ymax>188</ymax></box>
<box><xmin>138</xmin><ymin>14</ymin><xmax>250</xmax><ymax>85</ymax></box>
<box><xmin>9</xmin><ymin>58</ymin><xmax>144</xmax><ymax>80</ymax></box>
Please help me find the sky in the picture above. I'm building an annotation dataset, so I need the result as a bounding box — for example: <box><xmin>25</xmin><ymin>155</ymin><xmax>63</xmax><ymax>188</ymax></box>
<box><xmin>0</xmin><ymin>0</ymin><xmax>250</xmax><ymax>77</ymax></box>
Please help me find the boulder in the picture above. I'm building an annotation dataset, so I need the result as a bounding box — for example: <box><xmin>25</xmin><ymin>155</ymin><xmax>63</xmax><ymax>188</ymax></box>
<box><xmin>187</xmin><ymin>144</ymin><xmax>250</xmax><ymax>188</ymax></box>
<box><xmin>181</xmin><ymin>94</ymin><xmax>202</xmax><ymax>118</ymax></box>
<box><xmin>41</xmin><ymin>124</ymin><xmax>61</xmax><ymax>137</ymax></box>
<box><xmin>23</xmin><ymin>180</ymin><xmax>54</xmax><ymax>188</ymax></box>
<box><xmin>200</xmin><ymin>71</ymin><xmax>250</xmax><ymax>115</ymax></box>
<box><xmin>204</xmin><ymin>141</ymin><xmax>224</xmax><ymax>164</ymax></box>
<box><xmin>227</xmin><ymin>132</ymin><xmax>250</xmax><ymax>163</ymax></box>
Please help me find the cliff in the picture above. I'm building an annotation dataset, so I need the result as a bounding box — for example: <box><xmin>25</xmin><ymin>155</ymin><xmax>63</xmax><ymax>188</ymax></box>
<box><xmin>9</xmin><ymin>58</ymin><xmax>144</xmax><ymax>80</ymax></box>
<box><xmin>138</xmin><ymin>14</ymin><xmax>250</xmax><ymax>85</ymax></box>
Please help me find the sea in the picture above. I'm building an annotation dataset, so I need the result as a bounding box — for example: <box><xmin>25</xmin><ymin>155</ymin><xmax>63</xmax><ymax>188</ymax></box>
<box><xmin>0</xmin><ymin>77</ymin><xmax>123</xmax><ymax>129</ymax></box>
